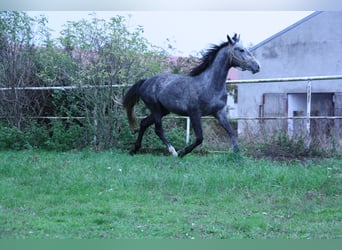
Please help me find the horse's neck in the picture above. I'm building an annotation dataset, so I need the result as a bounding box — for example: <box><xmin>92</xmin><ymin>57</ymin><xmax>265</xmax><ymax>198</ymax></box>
<box><xmin>199</xmin><ymin>48</ymin><xmax>230</xmax><ymax>91</ymax></box>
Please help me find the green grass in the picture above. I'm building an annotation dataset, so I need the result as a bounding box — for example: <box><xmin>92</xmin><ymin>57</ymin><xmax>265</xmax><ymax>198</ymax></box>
<box><xmin>0</xmin><ymin>150</ymin><xmax>341</xmax><ymax>239</ymax></box>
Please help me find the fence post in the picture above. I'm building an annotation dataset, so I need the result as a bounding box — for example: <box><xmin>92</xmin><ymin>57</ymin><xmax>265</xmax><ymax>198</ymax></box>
<box><xmin>306</xmin><ymin>80</ymin><xmax>312</xmax><ymax>149</ymax></box>
<box><xmin>186</xmin><ymin>117</ymin><xmax>190</xmax><ymax>144</ymax></box>
<box><xmin>93</xmin><ymin>88</ymin><xmax>98</xmax><ymax>148</ymax></box>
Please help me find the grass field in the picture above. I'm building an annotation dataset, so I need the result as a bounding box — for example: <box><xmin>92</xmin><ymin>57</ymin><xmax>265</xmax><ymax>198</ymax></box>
<box><xmin>0</xmin><ymin>150</ymin><xmax>341</xmax><ymax>239</ymax></box>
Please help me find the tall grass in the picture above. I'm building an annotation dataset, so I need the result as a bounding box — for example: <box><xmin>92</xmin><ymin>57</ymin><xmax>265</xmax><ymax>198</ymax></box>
<box><xmin>0</xmin><ymin>150</ymin><xmax>341</xmax><ymax>239</ymax></box>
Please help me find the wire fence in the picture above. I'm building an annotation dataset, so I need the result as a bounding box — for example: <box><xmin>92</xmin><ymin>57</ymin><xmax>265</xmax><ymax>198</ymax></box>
<box><xmin>1</xmin><ymin>75</ymin><xmax>342</xmax><ymax>147</ymax></box>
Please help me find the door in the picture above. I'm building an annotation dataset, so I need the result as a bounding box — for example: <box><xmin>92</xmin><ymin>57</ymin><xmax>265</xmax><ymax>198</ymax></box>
<box><xmin>261</xmin><ymin>93</ymin><xmax>288</xmax><ymax>133</ymax></box>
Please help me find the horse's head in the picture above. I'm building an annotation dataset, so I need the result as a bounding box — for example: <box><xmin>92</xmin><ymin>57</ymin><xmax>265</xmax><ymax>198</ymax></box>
<box><xmin>227</xmin><ymin>34</ymin><xmax>260</xmax><ymax>74</ymax></box>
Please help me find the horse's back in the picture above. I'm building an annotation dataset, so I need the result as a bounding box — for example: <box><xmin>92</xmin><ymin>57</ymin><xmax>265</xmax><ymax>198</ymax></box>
<box><xmin>140</xmin><ymin>73</ymin><xmax>190</xmax><ymax>97</ymax></box>
<box><xmin>139</xmin><ymin>73</ymin><xmax>194</xmax><ymax>115</ymax></box>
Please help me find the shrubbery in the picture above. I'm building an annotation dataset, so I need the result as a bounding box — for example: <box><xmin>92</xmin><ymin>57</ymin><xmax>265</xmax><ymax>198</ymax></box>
<box><xmin>0</xmin><ymin>11</ymin><xmax>171</xmax><ymax>151</ymax></box>
<box><xmin>242</xmin><ymin>130</ymin><xmax>336</xmax><ymax>161</ymax></box>
<box><xmin>0</xmin><ymin>120</ymin><xmax>83</xmax><ymax>151</ymax></box>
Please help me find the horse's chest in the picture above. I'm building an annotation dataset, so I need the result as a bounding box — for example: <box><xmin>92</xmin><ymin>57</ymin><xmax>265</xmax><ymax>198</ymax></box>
<box><xmin>200</xmin><ymin>92</ymin><xmax>227</xmax><ymax>114</ymax></box>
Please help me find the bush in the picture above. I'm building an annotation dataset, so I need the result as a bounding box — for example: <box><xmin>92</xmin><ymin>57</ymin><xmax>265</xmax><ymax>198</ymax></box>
<box><xmin>1</xmin><ymin>12</ymin><xmax>169</xmax><ymax>151</ymax></box>
<box><xmin>0</xmin><ymin>123</ymin><xmax>25</xmax><ymax>150</ymax></box>
<box><xmin>0</xmin><ymin>121</ymin><xmax>47</xmax><ymax>150</ymax></box>
<box><xmin>0</xmin><ymin>120</ymin><xmax>86</xmax><ymax>151</ymax></box>
<box><xmin>44</xmin><ymin>120</ymin><xmax>85</xmax><ymax>151</ymax></box>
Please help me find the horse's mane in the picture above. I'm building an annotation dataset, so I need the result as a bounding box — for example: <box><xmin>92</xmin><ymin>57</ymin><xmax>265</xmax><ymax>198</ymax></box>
<box><xmin>189</xmin><ymin>41</ymin><xmax>228</xmax><ymax>76</ymax></box>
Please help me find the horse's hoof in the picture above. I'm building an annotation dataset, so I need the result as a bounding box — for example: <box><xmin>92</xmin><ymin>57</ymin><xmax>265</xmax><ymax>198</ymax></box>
<box><xmin>129</xmin><ymin>149</ymin><xmax>136</xmax><ymax>156</ymax></box>
<box><xmin>233</xmin><ymin>146</ymin><xmax>240</xmax><ymax>153</ymax></box>
<box><xmin>177</xmin><ymin>150</ymin><xmax>186</xmax><ymax>158</ymax></box>
<box><xmin>168</xmin><ymin>145</ymin><xmax>178</xmax><ymax>157</ymax></box>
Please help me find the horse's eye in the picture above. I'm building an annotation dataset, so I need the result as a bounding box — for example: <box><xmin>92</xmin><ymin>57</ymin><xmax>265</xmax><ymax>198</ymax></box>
<box><xmin>235</xmin><ymin>48</ymin><xmax>245</xmax><ymax>53</ymax></box>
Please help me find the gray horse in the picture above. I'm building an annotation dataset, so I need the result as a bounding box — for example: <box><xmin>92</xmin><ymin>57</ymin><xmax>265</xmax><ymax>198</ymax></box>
<box><xmin>123</xmin><ymin>34</ymin><xmax>260</xmax><ymax>157</ymax></box>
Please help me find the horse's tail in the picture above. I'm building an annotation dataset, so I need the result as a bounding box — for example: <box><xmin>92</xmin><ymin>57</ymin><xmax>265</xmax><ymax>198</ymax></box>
<box><xmin>122</xmin><ymin>79</ymin><xmax>146</xmax><ymax>132</ymax></box>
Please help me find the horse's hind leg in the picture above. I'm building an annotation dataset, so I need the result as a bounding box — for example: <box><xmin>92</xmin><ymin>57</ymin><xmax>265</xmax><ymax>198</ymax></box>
<box><xmin>154</xmin><ymin>114</ymin><xmax>178</xmax><ymax>157</ymax></box>
<box><xmin>130</xmin><ymin>114</ymin><xmax>154</xmax><ymax>155</ymax></box>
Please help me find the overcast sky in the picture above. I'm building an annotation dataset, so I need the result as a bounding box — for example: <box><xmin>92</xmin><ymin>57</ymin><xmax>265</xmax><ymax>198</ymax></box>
<box><xmin>27</xmin><ymin>11</ymin><xmax>313</xmax><ymax>56</ymax></box>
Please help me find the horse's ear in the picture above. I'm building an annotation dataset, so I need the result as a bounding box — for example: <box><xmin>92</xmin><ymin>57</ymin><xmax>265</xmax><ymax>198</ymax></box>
<box><xmin>232</xmin><ymin>33</ymin><xmax>240</xmax><ymax>42</ymax></box>
<box><xmin>227</xmin><ymin>34</ymin><xmax>233</xmax><ymax>45</ymax></box>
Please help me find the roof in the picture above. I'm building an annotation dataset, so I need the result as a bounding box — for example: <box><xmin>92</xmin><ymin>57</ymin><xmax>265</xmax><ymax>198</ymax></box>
<box><xmin>250</xmin><ymin>11</ymin><xmax>323</xmax><ymax>51</ymax></box>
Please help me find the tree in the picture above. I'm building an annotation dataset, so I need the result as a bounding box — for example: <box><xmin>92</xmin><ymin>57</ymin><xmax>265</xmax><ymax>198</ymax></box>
<box><xmin>56</xmin><ymin>14</ymin><xmax>167</xmax><ymax>149</ymax></box>
<box><xmin>0</xmin><ymin>11</ymin><xmax>50</xmax><ymax>129</ymax></box>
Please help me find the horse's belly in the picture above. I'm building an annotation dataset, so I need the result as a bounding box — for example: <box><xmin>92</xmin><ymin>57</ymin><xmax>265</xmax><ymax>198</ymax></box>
<box><xmin>200</xmin><ymin>100</ymin><xmax>226</xmax><ymax>116</ymax></box>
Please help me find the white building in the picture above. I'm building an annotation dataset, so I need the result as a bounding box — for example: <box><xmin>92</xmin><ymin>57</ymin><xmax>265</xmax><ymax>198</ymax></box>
<box><xmin>236</xmin><ymin>11</ymin><xmax>342</xmax><ymax>143</ymax></box>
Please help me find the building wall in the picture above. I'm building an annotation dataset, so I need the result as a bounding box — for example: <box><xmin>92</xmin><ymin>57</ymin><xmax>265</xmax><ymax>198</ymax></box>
<box><xmin>239</xmin><ymin>11</ymin><xmax>342</xmax><ymax>79</ymax></box>
<box><xmin>236</xmin><ymin>11</ymin><xmax>342</xmax><ymax>136</ymax></box>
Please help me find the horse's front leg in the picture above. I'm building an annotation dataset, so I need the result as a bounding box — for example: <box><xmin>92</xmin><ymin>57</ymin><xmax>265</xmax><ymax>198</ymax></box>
<box><xmin>154</xmin><ymin>115</ymin><xmax>178</xmax><ymax>157</ymax></box>
<box><xmin>215</xmin><ymin>109</ymin><xmax>239</xmax><ymax>153</ymax></box>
